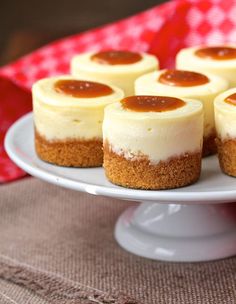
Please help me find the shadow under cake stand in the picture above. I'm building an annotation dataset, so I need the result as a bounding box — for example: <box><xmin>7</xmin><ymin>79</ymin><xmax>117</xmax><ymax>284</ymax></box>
<box><xmin>5</xmin><ymin>113</ymin><xmax>236</xmax><ymax>262</ymax></box>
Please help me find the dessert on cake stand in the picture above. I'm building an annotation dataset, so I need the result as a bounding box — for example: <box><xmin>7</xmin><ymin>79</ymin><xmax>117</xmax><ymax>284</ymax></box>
<box><xmin>5</xmin><ymin>113</ymin><xmax>236</xmax><ymax>262</ymax></box>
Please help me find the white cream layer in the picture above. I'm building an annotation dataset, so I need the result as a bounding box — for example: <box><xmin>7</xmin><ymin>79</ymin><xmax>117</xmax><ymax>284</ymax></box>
<box><xmin>214</xmin><ymin>88</ymin><xmax>236</xmax><ymax>140</ymax></box>
<box><xmin>33</xmin><ymin>75</ymin><xmax>124</xmax><ymax>141</ymax></box>
<box><xmin>135</xmin><ymin>70</ymin><xmax>228</xmax><ymax>138</ymax></box>
<box><xmin>176</xmin><ymin>45</ymin><xmax>236</xmax><ymax>87</ymax></box>
<box><xmin>71</xmin><ymin>52</ymin><xmax>159</xmax><ymax>96</ymax></box>
<box><xmin>103</xmin><ymin>99</ymin><xmax>203</xmax><ymax>163</ymax></box>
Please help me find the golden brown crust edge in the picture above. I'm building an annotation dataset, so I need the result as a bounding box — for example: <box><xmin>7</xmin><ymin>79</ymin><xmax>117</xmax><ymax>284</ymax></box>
<box><xmin>103</xmin><ymin>141</ymin><xmax>202</xmax><ymax>190</ymax></box>
<box><xmin>35</xmin><ymin>129</ymin><xmax>103</xmax><ymax>167</ymax></box>
<box><xmin>216</xmin><ymin>137</ymin><xmax>236</xmax><ymax>177</ymax></box>
<box><xmin>203</xmin><ymin>132</ymin><xmax>217</xmax><ymax>157</ymax></box>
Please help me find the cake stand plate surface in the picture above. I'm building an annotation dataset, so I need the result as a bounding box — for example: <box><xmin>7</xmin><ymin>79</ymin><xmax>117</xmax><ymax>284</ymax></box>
<box><xmin>5</xmin><ymin>113</ymin><xmax>236</xmax><ymax>262</ymax></box>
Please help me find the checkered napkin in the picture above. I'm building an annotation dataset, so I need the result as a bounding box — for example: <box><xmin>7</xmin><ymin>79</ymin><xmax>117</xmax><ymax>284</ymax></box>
<box><xmin>1</xmin><ymin>0</ymin><xmax>236</xmax><ymax>183</ymax></box>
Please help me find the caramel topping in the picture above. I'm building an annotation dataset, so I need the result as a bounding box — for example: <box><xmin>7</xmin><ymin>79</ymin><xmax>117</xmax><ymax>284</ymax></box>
<box><xmin>91</xmin><ymin>50</ymin><xmax>142</xmax><ymax>65</ymax></box>
<box><xmin>195</xmin><ymin>46</ymin><xmax>236</xmax><ymax>60</ymax></box>
<box><xmin>54</xmin><ymin>79</ymin><xmax>113</xmax><ymax>98</ymax></box>
<box><xmin>159</xmin><ymin>70</ymin><xmax>209</xmax><ymax>87</ymax></box>
<box><xmin>225</xmin><ymin>93</ymin><xmax>236</xmax><ymax>106</ymax></box>
<box><xmin>121</xmin><ymin>96</ymin><xmax>186</xmax><ymax>112</ymax></box>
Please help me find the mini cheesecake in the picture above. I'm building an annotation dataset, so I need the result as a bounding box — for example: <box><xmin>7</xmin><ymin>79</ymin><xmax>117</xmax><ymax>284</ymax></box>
<box><xmin>176</xmin><ymin>45</ymin><xmax>236</xmax><ymax>87</ymax></box>
<box><xmin>135</xmin><ymin>69</ymin><xmax>229</xmax><ymax>157</ymax></box>
<box><xmin>214</xmin><ymin>88</ymin><xmax>236</xmax><ymax>177</ymax></box>
<box><xmin>103</xmin><ymin>95</ymin><xmax>203</xmax><ymax>190</ymax></box>
<box><xmin>33</xmin><ymin>76</ymin><xmax>124</xmax><ymax>167</ymax></box>
<box><xmin>71</xmin><ymin>50</ymin><xmax>159</xmax><ymax>96</ymax></box>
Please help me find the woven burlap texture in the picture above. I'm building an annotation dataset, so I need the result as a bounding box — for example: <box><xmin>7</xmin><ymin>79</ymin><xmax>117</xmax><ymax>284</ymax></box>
<box><xmin>0</xmin><ymin>178</ymin><xmax>236</xmax><ymax>304</ymax></box>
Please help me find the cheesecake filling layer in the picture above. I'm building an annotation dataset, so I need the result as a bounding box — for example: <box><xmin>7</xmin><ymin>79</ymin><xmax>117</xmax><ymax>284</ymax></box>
<box><xmin>214</xmin><ymin>89</ymin><xmax>236</xmax><ymax>176</ymax></box>
<box><xmin>33</xmin><ymin>98</ymin><xmax>105</xmax><ymax>141</ymax></box>
<box><xmin>177</xmin><ymin>45</ymin><xmax>236</xmax><ymax>68</ymax></box>
<box><xmin>176</xmin><ymin>45</ymin><xmax>236</xmax><ymax>87</ymax></box>
<box><xmin>54</xmin><ymin>79</ymin><xmax>114</xmax><ymax>97</ymax></box>
<box><xmin>32</xmin><ymin>76</ymin><xmax>124</xmax><ymax>141</ymax></box>
<box><xmin>195</xmin><ymin>46</ymin><xmax>236</xmax><ymax>60</ymax></box>
<box><xmin>225</xmin><ymin>93</ymin><xmax>236</xmax><ymax>106</ymax></box>
<box><xmin>103</xmin><ymin>98</ymin><xmax>203</xmax><ymax>164</ymax></box>
<box><xmin>71</xmin><ymin>52</ymin><xmax>159</xmax><ymax>96</ymax></box>
<box><xmin>71</xmin><ymin>52</ymin><xmax>158</xmax><ymax>73</ymax></box>
<box><xmin>214</xmin><ymin>89</ymin><xmax>236</xmax><ymax>140</ymax></box>
<box><xmin>135</xmin><ymin>70</ymin><xmax>228</xmax><ymax>138</ymax></box>
<box><xmin>158</xmin><ymin>70</ymin><xmax>209</xmax><ymax>87</ymax></box>
<box><xmin>121</xmin><ymin>95</ymin><xmax>186</xmax><ymax>112</ymax></box>
<box><xmin>91</xmin><ymin>50</ymin><xmax>142</xmax><ymax>65</ymax></box>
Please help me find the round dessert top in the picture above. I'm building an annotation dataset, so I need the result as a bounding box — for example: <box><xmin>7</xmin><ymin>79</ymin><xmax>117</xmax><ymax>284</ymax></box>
<box><xmin>32</xmin><ymin>76</ymin><xmax>124</xmax><ymax>107</ymax></box>
<box><xmin>214</xmin><ymin>88</ymin><xmax>236</xmax><ymax>114</ymax></box>
<box><xmin>71</xmin><ymin>52</ymin><xmax>159</xmax><ymax>73</ymax></box>
<box><xmin>91</xmin><ymin>50</ymin><xmax>142</xmax><ymax>65</ymax></box>
<box><xmin>121</xmin><ymin>95</ymin><xmax>185</xmax><ymax>112</ymax></box>
<box><xmin>54</xmin><ymin>79</ymin><xmax>114</xmax><ymax>98</ymax></box>
<box><xmin>195</xmin><ymin>46</ymin><xmax>236</xmax><ymax>60</ymax></box>
<box><xmin>105</xmin><ymin>97</ymin><xmax>203</xmax><ymax>124</ymax></box>
<box><xmin>214</xmin><ymin>88</ymin><xmax>236</xmax><ymax>139</ymax></box>
<box><xmin>158</xmin><ymin>70</ymin><xmax>209</xmax><ymax>87</ymax></box>
<box><xmin>104</xmin><ymin>97</ymin><xmax>203</xmax><ymax>163</ymax></box>
<box><xmin>225</xmin><ymin>93</ymin><xmax>236</xmax><ymax>106</ymax></box>
<box><xmin>135</xmin><ymin>70</ymin><xmax>229</xmax><ymax>97</ymax></box>
<box><xmin>176</xmin><ymin>45</ymin><xmax>236</xmax><ymax>70</ymax></box>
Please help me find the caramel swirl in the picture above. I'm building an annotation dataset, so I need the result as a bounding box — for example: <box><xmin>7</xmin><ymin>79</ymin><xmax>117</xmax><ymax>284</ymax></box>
<box><xmin>121</xmin><ymin>95</ymin><xmax>186</xmax><ymax>112</ymax></box>
<box><xmin>91</xmin><ymin>50</ymin><xmax>142</xmax><ymax>65</ymax></box>
<box><xmin>54</xmin><ymin>79</ymin><xmax>113</xmax><ymax>98</ymax></box>
<box><xmin>195</xmin><ymin>46</ymin><xmax>236</xmax><ymax>60</ymax></box>
<box><xmin>159</xmin><ymin>70</ymin><xmax>209</xmax><ymax>87</ymax></box>
<box><xmin>225</xmin><ymin>93</ymin><xmax>236</xmax><ymax>106</ymax></box>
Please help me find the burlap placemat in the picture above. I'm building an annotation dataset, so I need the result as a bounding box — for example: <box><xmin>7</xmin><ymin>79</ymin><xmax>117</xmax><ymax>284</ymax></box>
<box><xmin>0</xmin><ymin>178</ymin><xmax>236</xmax><ymax>303</ymax></box>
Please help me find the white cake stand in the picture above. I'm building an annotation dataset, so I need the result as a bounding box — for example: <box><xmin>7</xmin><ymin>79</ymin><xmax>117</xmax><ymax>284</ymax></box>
<box><xmin>5</xmin><ymin>113</ymin><xmax>236</xmax><ymax>262</ymax></box>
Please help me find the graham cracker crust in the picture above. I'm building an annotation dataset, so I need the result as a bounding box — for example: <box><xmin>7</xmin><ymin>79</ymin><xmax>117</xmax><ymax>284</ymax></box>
<box><xmin>103</xmin><ymin>142</ymin><xmax>201</xmax><ymax>190</ymax></box>
<box><xmin>216</xmin><ymin>137</ymin><xmax>236</xmax><ymax>177</ymax></box>
<box><xmin>35</xmin><ymin>129</ymin><xmax>103</xmax><ymax>167</ymax></box>
<box><xmin>203</xmin><ymin>132</ymin><xmax>217</xmax><ymax>157</ymax></box>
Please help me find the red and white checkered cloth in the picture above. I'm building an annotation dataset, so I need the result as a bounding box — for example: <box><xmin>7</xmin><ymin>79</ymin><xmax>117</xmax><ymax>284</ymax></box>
<box><xmin>1</xmin><ymin>0</ymin><xmax>236</xmax><ymax>182</ymax></box>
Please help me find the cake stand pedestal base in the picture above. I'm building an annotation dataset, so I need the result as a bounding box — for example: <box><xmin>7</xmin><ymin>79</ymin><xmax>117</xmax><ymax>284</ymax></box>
<box><xmin>115</xmin><ymin>202</ymin><xmax>236</xmax><ymax>262</ymax></box>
